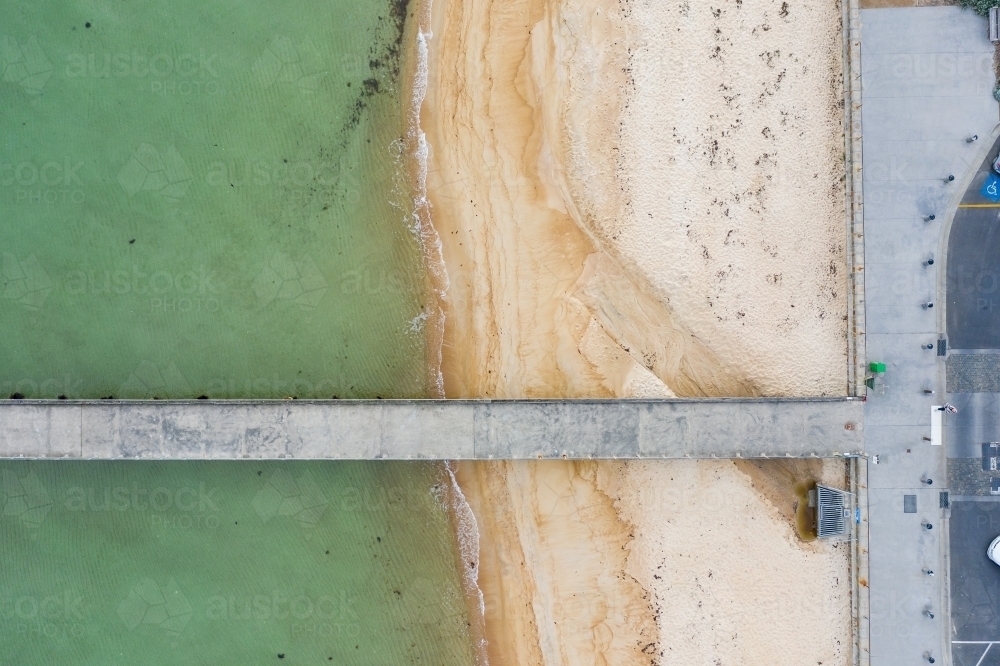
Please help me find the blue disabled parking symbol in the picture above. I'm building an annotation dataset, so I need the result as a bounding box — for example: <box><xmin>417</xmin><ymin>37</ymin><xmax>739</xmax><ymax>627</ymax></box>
<box><xmin>982</xmin><ymin>173</ymin><xmax>1000</xmax><ymax>202</ymax></box>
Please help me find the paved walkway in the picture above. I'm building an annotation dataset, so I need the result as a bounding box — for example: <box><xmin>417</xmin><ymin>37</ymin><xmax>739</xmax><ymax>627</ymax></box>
<box><xmin>0</xmin><ymin>398</ymin><xmax>863</xmax><ymax>459</ymax></box>
<box><xmin>860</xmin><ymin>6</ymin><xmax>997</xmax><ymax>666</ymax></box>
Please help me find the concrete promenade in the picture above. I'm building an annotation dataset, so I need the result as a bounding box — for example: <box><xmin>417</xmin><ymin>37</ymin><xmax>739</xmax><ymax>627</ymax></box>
<box><xmin>0</xmin><ymin>398</ymin><xmax>863</xmax><ymax>460</ymax></box>
<box><xmin>860</xmin><ymin>6</ymin><xmax>997</xmax><ymax>666</ymax></box>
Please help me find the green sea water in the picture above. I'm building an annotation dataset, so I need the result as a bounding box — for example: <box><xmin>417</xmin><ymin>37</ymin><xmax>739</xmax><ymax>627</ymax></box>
<box><xmin>0</xmin><ymin>461</ymin><xmax>477</xmax><ymax>665</ymax></box>
<box><xmin>0</xmin><ymin>0</ymin><xmax>431</xmax><ymax>398</ymax></box>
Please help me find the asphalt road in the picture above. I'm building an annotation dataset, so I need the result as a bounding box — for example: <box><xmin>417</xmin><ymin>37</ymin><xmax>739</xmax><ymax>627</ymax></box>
<box><xmin>947</xmin><ymin>137</ymin><xmax>1000</xmax><ymax>350</ymax></box>
<box><xmin>948</xmin><ymin>207</ymin><xmax>1000</xmax><ymax>349</ymax></box>
<box><xmin>948</xmin><ymin>138</ymin><xmax>1000</xmax><ymax>666</ymax></box>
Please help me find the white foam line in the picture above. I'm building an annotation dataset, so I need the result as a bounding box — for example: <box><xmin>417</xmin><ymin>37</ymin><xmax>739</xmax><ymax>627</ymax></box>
<box><xmin>445</xmin><ymin>461</ymin><xmax>490</xmax><ymax>666</ymax></box>
<box><xmin>408</xmin><ymin>20</ymin><xmax>447</xmax><ymax>397</ymax></box>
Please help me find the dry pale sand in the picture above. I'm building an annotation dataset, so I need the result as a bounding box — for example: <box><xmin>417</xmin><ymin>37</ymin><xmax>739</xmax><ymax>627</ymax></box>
<box><xmin>419</xmin><ymin>0</ymin><xmax>848</xmax><ymax>397</ymax></box>
<box><xmin>454</xmin><ymin>459</ymin><xmax>852</xmax><ymax>666</ymax></box>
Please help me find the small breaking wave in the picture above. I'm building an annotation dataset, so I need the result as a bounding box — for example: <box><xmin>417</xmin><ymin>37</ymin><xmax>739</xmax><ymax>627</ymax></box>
<box><xmin>445</xmin><ymin>461</ymin><xmax>490</xmax><ymax>666</ymax></box>
<box><xmin>403</xmin><ymin>10</ymin><xmax>448</xmax><ymax>398</ymax></box>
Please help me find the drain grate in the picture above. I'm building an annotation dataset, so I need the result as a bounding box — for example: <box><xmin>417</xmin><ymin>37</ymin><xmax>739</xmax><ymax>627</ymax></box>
<box><xmin>816</xmin><ymin>485</ymin><xmax>849</xmax><ymax>538</ymax></box>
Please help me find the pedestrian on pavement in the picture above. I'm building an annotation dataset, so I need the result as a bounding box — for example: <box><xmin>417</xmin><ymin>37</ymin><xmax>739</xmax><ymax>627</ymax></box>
<box><xmin>936</xmin><ymin>403</ymin><xmax>957</xmax><ymax>414</ymax></box>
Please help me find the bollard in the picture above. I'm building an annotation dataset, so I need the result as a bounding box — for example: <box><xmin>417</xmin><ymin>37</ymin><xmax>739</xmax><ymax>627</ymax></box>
<box><xmin>925</xmin><ymin>214</ymin><xmax>936</xmax><ymax>222</ymax></box>
<box><xmin>969</xmin><ymin>135</ymin><xmax>979</xmax><ymax>143</ymax></box>
<box><xmin>922</xmin><ymin>520</ymin><xmax>933</xmax><ymax>530</ymax></box>
<box><xmin>923</xmin><ymin>568</ymin><xmax>935</xmax><ymax>576</ymax></box>
<box><xmin>923</xmin><ymin>343</ymin><xmax>935</xmax><ymax>350</ymax></box>
<box><xmin>923</xmin><ymin>302</ymin><xmax>934</xmax><ymax>309</ymax></box>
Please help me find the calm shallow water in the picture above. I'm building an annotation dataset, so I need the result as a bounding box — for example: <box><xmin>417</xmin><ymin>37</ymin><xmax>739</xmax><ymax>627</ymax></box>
<box><xmin>1</xmin><ymin>0</ymin><xmax>430</xmax><ymax>398</ymax></box>
<box><xmin>1</xmin><ymin>461</ymin><xmax>476</xmax><ymax>665</ymax></box>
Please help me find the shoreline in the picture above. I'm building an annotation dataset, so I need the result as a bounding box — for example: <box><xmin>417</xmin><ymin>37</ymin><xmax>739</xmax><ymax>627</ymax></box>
<box><xmin>401</xmin><ymin>0</ymin><xmax>447</xmax><ymax>398</ymax></box>
<box><xmin>442</xmin><ymin>462</ymin><xmax>491</xmax><ymax>666</ymax></box>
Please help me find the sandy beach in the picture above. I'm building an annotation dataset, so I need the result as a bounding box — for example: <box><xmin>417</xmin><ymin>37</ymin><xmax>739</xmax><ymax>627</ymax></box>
<box><xmin>454</xmin><ymin>459</ymin><xmax>852</xmax><ymax>666</ymax></box>
<box><xmin>419</xmin><ymin>0</ymin><xmax>848</xmax><ymax>397</ymax></box>
<box><xmin>420</xmin><ymin>0</ymin><xmax>855</xmax><ymax>661</ymax></box>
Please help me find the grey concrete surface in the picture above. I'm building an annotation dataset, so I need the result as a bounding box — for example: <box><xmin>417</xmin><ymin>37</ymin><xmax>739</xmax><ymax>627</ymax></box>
<box><xmin>868</xmin><ymin>486</ymin><xmax>947</xmax><ymax>663</ymax></box>
<box><xmin>0</xmin><ymin>399</ymin><xmax>864</xmax><ymax>460</ymax></box>
<box><xmin>860</xmin><ymin>6</ymin><xmax>997</xmax><ymax>666</ymax></box>
<box><xmin>866</xmin><ymin>425</ymin><xmax>945</xmax><ymax>490</ymax></box>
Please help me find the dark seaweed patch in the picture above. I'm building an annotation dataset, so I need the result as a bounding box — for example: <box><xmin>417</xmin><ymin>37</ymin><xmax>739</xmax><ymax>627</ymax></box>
<box><xmin>338</xmin><ymin>0</ymin><xmax>412</xmax><ymax>140</ymax></box>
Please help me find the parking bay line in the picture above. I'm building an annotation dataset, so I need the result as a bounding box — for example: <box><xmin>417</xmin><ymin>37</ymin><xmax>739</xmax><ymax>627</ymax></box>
<box><xmin>952</xmin><ymin>642</ymin><xmax>999</xmax><ymax>666</ymax></box>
